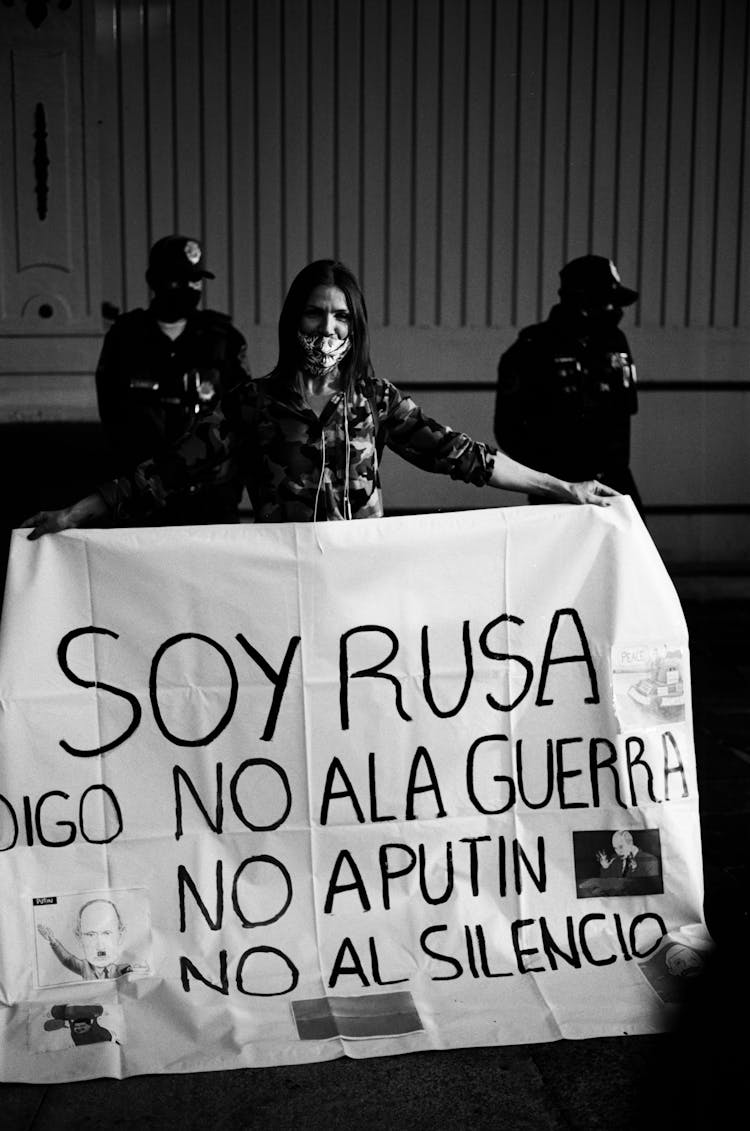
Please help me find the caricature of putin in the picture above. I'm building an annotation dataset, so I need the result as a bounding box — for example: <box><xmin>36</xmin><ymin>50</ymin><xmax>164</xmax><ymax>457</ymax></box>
<box><xmin>37</xmin><ymin>898</ymin><xmax>145</xmax><ymax>981</ymax></box>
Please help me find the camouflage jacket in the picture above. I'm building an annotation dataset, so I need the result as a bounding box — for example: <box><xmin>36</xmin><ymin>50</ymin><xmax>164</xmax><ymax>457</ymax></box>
<box><xmin>100</xmin><ymin>372</ymin><xmax>496</xmax><ymax>523</ymax></box>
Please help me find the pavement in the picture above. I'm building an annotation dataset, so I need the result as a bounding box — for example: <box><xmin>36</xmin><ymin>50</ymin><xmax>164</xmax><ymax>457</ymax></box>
<box><xmin>2</xmin><ymin>587</ymin><xmax>749</xmax><ymax>1131</ymax></box>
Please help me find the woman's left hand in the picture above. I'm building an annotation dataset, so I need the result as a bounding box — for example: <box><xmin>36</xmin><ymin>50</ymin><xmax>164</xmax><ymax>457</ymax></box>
<box><xmin>565</xmin><ymin>480</ymin><xmax>620</xmax><ymax>506</ymax></box>
<box><xmin>485</xmin><ymin>449</ymin><xmax>621</xmax><ymax>507</ymax></box>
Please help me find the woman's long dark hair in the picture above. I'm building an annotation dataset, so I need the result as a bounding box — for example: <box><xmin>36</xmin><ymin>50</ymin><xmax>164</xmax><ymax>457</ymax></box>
<box><xmin>273</xmin><ymin>259</ymin><xmax>374</xmax><ymax>388</ymax></box>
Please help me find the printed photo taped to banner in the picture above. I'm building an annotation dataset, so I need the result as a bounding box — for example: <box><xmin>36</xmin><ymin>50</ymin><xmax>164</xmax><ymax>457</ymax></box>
<box><xmin>25</xmin><ymin>1001</ymin><xmax>127</xmax><ymax>1063</ymax></box>
<box><xmin>32</xmin><ymin>889</ymin><xmax>151</xmax><ymax>989</ymax></box>
<box><xmin>573</xmin><ymin>829</ymin><xmax>664</xmax><ymax>898</ymax></box>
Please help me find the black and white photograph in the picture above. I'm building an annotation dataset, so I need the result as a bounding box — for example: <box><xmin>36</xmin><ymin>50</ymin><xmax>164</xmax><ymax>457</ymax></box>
<box><xmin>573</xmin><ymin>828</ymin><xmax>664</xmax><ymax>898</ymax></box>
<box><xmin>1</xmin><ymin>2</ymin><xmax>748</xmax><ymax>1129</ymax></box>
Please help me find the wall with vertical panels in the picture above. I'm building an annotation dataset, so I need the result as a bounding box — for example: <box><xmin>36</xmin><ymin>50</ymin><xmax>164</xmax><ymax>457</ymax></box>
<box><xmin>81</xmin><ymin>0</ymin><xmax>750</xmax><ymax>333</ymax></box>
<box><xmin>0</xmin><ymin>0</ymin><xmax>748</xmax><ymax>566</ymax></box>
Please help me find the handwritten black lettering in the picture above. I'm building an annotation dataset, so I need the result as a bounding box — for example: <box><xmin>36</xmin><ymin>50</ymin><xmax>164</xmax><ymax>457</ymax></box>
<box><xmin>328</xmin><ymin>937</ymin><xmax>370</xmax><ymax>988</ymax></box>
<box><xmin>234</xmin><ymin>633</ymin><xmax>301</xmax><ymax>741</ymax></box>
<box><xmin>232</xmin><ymin>855</ymin><xmax>292</xmax><ymax>928</ymax></box>
<box><xmin>480</xmin><ymin>614</ymin><xmax>534</xmax><ymax>711</ymax></box>
<box><xmin>589</xmin><ymin>738</ymin><xmax>627</xmax><ymax>808</ymax></box>
<box><xmin>662</xmin><ymin>731</ymin><xmax>689</xmax><ymax>799</ymax></box>
<box><xmin>625</xmin><ymin>736</ymin><xmax>659</xmax><ymax>805</ymax></box>
<box><xmin>405</xmin><ymin>745</ymin><xmax>446</xmax><ymax>819</ymax></box>
<box><xmin>319</xmin><ymin>758</ymin><xmax>366</xmax><ymax>826</ymax></box>
<box><xmin>174</xmin><ymin>763</ymin><xmax>223</xmax><ymax>841</ymax></box>
<box><xmin>57</xmin><ymin>627</ymin><xmax>141</xmax><ymax>756</ymax></box>
<box><xmin>180</xmin><ymin>950</ymin><xmax>229</xmax><ymax>994</ymax></box>
<box><xmin>536</xmin><ymin>609</ymin><xmax>599</xmax><ymax>707</ymax></box>
<box><xmin>466</xmin><ymin>734</ymin><xmax>514</xmax><ymax>814</ymax></box>
<box><xmin>150</xmin><ymin>633</ymin><xmax>238</xmax><ymax>747</ymax></box>
<box><xmin>324</xmin><ymin>849</ymin><xmax>371</xmax><ymax>914</ymax></box>
<box><xmin>339</xmin><ymin>625</ymin><xmax>412</xmax><ymax>730</ymax></box>
<box><xmin>420</xmin><ymin>924</ymin><xmax>463</xmax><ymax>981</ymax></box>
<box><xmin>421</xmin><ymin>620</ymin><xmax>473</xmax><ymax>718</ymax></box>
<box><xmin>236</xmin><ymin>946</ymin><xmax>299</xmax><ymax>996</ymax></box>
<box><xmin>178</xmin><ymin>859</ymin><xmax>224</xmax><ymax>932</ymax></box>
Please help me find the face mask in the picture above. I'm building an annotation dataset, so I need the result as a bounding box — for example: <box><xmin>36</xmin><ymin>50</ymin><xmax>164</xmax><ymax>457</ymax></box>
<box><xmin>296</xmin><ymin>331</ymin><xmax>351</xmax><ymax>377</ymax></box>
<box><xmin>151</xmin><ymin>286</ymin><xmax>201</xmax><ymax>323</ymax></box>
<box><xmin>580</xmin><ymin>304</ymin><xmax>624</xmax><ymax>329</ymax></box>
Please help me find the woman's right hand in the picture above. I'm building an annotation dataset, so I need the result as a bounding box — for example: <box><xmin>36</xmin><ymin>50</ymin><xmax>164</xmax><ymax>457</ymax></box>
<box><xmin>20</xmin><ymin>493</ymin><xmax>109</xmax><ymax>540</ymax></box>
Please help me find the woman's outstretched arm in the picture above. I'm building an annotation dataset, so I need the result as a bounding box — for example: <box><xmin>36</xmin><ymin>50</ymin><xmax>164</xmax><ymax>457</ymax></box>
<box><xmin>486</xmin><ymin>449</ymin><xmax>619</xmax><ymax>506</ymax></box>
<box><xmin>20</xmin><ymin>493</ymin><xmax>110</xmax><ymax>540</ymax></box>
<box><xmin>377</xmin><ymin>379</ymin><xmax>618</xmax><ymax>506</ymax></box>
<box><xmin>20</xmin><ymin>380</ymin><xmax>253</xmax><ymax>539</ymax></box>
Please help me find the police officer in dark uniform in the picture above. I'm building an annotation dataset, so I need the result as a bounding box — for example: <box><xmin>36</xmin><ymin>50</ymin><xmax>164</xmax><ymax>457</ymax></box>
<box><xmin>95</xmin><ymin>234</ymin><xmax>251</xmax><ymax>524</ymax></box>
<box><xmin>494</xmin><ymin>254</ymin><xmax>643</xmax><ymax>514</ymax></box>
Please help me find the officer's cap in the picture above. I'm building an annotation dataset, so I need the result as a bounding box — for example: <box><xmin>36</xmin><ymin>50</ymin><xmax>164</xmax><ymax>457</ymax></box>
<box><xmin>147</xmin><ymin>235</ymin><xmax>215</xmax><ymax>282</ymax></box>
<box><xmin>559</xmin><ymin>255</ymin><xmax>637</xmax><ymax>306</ymax></box>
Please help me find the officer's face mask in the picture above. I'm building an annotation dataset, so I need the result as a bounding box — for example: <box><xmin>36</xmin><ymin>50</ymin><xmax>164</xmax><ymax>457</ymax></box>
<box><xmin>151</xmin><ymin>280</ymin><xmax>202</xmax><ymax>322</ymax></box>
<box><xmin>579</xmin><ymin>302</ymin><xmax>624</xmax><ymax>329</ymax></box>
<box><xmin>565</xmin><ymin>296</ymin><xmax>624</xmax><ymax>330</ymax></box>
<box><xmin>296</xmin><ymin>331</ymin><xmax>351</xmax><ymax>378</ymax></box>
<box><xmin>598</xmin><ymin>306</ymin><xmax>624</xmax><ymax>328</ymax></box>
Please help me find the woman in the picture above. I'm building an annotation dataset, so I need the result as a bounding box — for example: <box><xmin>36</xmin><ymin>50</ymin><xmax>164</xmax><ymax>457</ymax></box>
<box><xmin>23</xmin><ymin>259</ymin><xmax>616</xmax><ymax>538</ymax></box>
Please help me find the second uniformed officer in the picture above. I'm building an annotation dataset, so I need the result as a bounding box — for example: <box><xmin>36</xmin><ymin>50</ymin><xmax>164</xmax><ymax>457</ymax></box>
<box><xmin>494</xmin><ymin>254</ymin><xmax>643</xmax><ymax>514</ymax></box>
<box><xmin>95</xmin><ymin>234</ymin><xmax>251</xmax><ymax>524</ymax></box>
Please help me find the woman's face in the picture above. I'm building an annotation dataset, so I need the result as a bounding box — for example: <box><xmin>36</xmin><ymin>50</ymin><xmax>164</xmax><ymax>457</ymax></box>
<box><xmin>299</xmin><ymin>285</ymin><xmax>351</xmax><ymax>341</ymax></box>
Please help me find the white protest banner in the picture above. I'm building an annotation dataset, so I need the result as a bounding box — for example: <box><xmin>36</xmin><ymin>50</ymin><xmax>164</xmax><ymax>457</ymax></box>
<box><xmin>0</xmin><ymin>499</ymin><xmax>709</xmax><ymax>1082</ymax></box>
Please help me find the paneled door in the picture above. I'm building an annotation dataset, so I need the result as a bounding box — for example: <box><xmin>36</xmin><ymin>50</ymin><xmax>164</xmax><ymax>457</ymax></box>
<box><xmin>0</xmin><ymin>0</ymin><xmax>101</xmax><ymax>424</ymax></box>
